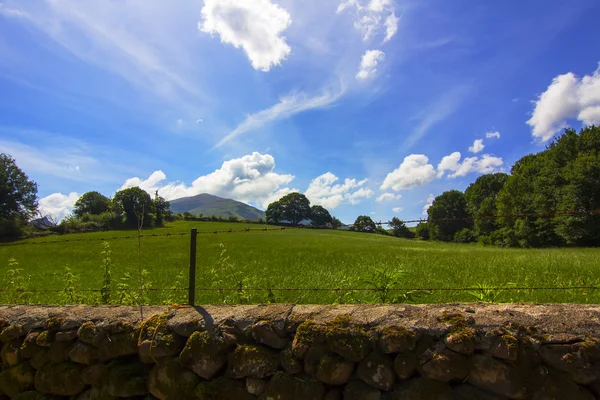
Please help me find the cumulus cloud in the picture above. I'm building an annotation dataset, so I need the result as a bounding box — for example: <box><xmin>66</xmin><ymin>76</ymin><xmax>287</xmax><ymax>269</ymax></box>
<box><xmin>392</xmin><ymin>207</ymin><xmax>403</xmax><ymax>213</ymax></box>
<box><xmin>356</xmin><ymin>49</ymin><xmax>385</xmax><ymax>80</ymax></box>
<box><xmin>376</xmin><ymin>193</ymin><xmax>401</xmax><ymax>202</ymax></box>
<box><xmin>422</xmin><ymin>194</ymin><xmax>434</xmax><ymax>215</ymax></box>
<box><xmin>381</xmin><ymin>154</ymin><xmax>436</xmax><ymax>191</ymax></box>
<box><xmin>199</xmin><ymin>0</ymin><xmax>292</xmax><ymax>71</ymax></box>
<box><xmin>485</xmin><ymin>131</ymin><xmax>501</xmax><ymax>139</ymax></box>
<box><xmin>437</xmin><ymin>152</ymin><xmax>503</xmax><ymax>178</ymax></box>
<box><xmin>468</xmin><ymin>139</ymin><xmax>484</xmax><ymax>153</ymax></box>
<box><xmin>305</xmin><ymin>172</ymin><xmax>371</xmax><ymax>209</ymax></box>
<box><xmin>337</xmin><ymin>0</ymin><xmax>398</xmax><ymax>42</ymax></box>
<box><xmin>38</xmin><ymin>192</ymin><xmax>80</xmax><ymax>222</ymax></box>
<box><xmin>121</xmin><ymin>152</ymin><xmax>295</xmax><ymax>209</ymax></box>
<box><xmin>527</xmin><ymin>66</ymin><xmax>600</xmax><ymax>142</ymax></box>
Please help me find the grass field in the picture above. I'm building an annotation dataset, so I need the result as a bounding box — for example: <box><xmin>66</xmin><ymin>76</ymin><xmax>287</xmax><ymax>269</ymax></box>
<box><xmin>1</xmin><ymin>221</ymin><xmax>599</xmax><ymax>305</ymax></box>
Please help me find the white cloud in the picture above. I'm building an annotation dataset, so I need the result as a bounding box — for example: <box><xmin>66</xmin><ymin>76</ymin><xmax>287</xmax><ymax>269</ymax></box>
<box><xmin>121</xmin><ymin>152</ymin><xmax>295</xmax><ymax>209</ymax></box>
<box><xmin>376</xmin><ymin>193</ymin><xmax>401</xmax><ymax>202</ymax></box>
<box><xmin>356</xmin><ymin>49</ymin><xmax>385</xmax><ymax>80</ymax></box>
<box><xmin>468</xmin><ymin>139</ymin><xmax>484</xmax><ymax>153</ymax></box>
<box><xmin>422</xmin><ymin>194</ymin><xmax>434</xmax><ymax>215</ymax></box>
<box><xmin>199</xmin><ymin>0</ymin><xmax>292</xmax><ymax>72</ymax></box>
<box><xmin>214</xmin><ymin>87</ymin><xmax>345</xmax><ymax>148</ymax></box>
<box><xmin>305</xmin><ymin>172</ymin><xmax>371</xmax><ymax>209</ymax></box>
<box><xmin>527</xmin><ymin>66</ymin><xmax>600</xmax><ymax>142</ymax></box>
<box><xmin>337</xmin><ymin>0</ymin><xmax>398</xmax><ymax>42</ymax></box>
<box><xmin>392</xmin><ymin>207</ymin><xmax>403</xmax><ymax>213</ymax></box>
<box><xmin>437</xmin><ymin>152</ymin><xmax>503</xmax><ymax>179</ymax></box>
<box><xmin>177</xmin><ymin>119</ymin><xmax>184</xmax><ymax>127</ymax></box>
<box><xmin>383</xmin><ymin>11</ymin><xmax>399</xmax><ymax>42</ymax></box>
<box><xmin>485</xmin><ymin>131</ymin><xmax>501</xmax><ymax>139</ymax></box>
<box><xmin>38</xmin><ymin>192</ymin><xmax>80</xmax><ymax>222</ymax></box>
<box><xmin>380</xmin><ymin>154</ymin><xmax>436</xmax><ymax>191</ymax></box>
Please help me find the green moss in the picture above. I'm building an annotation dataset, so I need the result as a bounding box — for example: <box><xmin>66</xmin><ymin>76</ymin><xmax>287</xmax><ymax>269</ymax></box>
<box><xmin>46</xmin><ymin>317</ymin><xmax>63</xmax><ymax>332</ymax></box>
<box><xmin>35</xmin><ymin>331</ymin><xmax>54</xmax><ymax>347</ymax></box>
<box><xmin>195</xmin><ymin>377</ymin><xmax>253</xmax><ymax>400</ymax></box>
<box><xmin>381</xmin><ymin>326</ymin><xmax>416</xmax><ymax>341</ymax></box>
<box><xmin>77</xmin><ymin>322</ymin><xmax>97</xmax><ymax>345</ymax></box>
<box><xmin>439</xmin><ymin>312</ymin><xmax>476</xmax><ymax>345</ymax></box>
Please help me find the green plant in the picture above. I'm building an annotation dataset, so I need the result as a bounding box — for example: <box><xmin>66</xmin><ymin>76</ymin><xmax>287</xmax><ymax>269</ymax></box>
<box><xmin>100</xmin><ymin>241</ymin><xmax>112</xmax><ymax>304</ymax></box>
<box><xmin>117</xmin><ymin>269</ymin><xmax>152</xmax><ymax>305</ymax></box>
<box><xmin>60</xmin><ymin>267</ymin><xmax>83</xmax><ymax>304</ymax></box>
<box><xmin>209</xmin><ymin>243</ymin><xmax>251</xmax><ymax>304</ymax></box>
<box><xmin>333</xmin><ymin>274</ymin><xmax>359</xmax><ymax>304</ymax></box>
<box><xmin>361</xmin><ymin>266</ymin><xmax>406</xmax><ymax>303</ymax></box>
<box><xmin>468</xmin><ymin>282</ymin><xmax>516</xmax><ymax>302</ymax></box>
<box><xmin>163</xmin><ymin>271</ymin><xmax>186</xmax><ymax>305</ymax></box>
<box><xmin>4</xmin><ymin>258</ymin><xmax>31</xmax><ymax>304</ymax></box>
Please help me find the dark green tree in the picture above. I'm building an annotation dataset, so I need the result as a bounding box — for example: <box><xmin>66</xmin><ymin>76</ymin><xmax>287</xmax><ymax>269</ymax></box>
<box><xmin>352</xmin><ymin>215</ymin><xmax>377</xmax><ymax>232</ymax></box>
<box><xmin>73</xmin><ymin>191</ymin><xmax>111</xmax><ymax>217</ymax></box>
<box><xmin>415</xmin><ymin>222</ymin><xmax>429</xmax><ymax>240</ymax></box>
<box><xmin>427</xmin><ymin>190</ymin><xmax>471</xmax><ymax>242</ymax></box>
<box><xmin>0</xmin><ymin>154</ymin><xmax>38</xmax><ymax>238</ymax></box>
<box><xmin>112</xmin><ymin>187</ymin><xmax>155</xmax><ymax>228</ymax></box>
<box><xmin>331</xmin><ymin>217</ymin><xmax>343</xmax><ymax>229</ymax></box>
<box><xmin>154</xmin><ymin>195</ymin><xmax>170</xmax><ymax>226</ymax></box>
<box><xmin>389</xmin><ymin>217</ymin><xmax>413</xmax><ymax>238</ymax></box>
<box><xmin>278</xmin><ymin>192</ymin><xmax>311</xmax><ymax>225</ymax></box>
<box><xmin>310</xmin><ymin>205</ymin><xmax>332</xmax><ymax>226</ymax></box>
<box><xmin>266</xmin><ymin>201</ymin><xmax>283</xmax><ymax>224</ymax></box>
<box><xmin>464</xmin><ymin>173</ymin><xmax>509</xmax><ymax>242</ymax></box>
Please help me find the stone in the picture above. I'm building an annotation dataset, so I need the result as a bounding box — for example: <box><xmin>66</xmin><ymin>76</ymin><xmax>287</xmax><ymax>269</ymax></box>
<box><xmin>0</xmin><ymin>362</ymin><xmax>36</xmax><ymax>397</ymax></box>
<box><xmin>138</xmin><ymin>314</ymin><xmax>185</xmax><ymax>362</ymax></box>
<box><xmin>418</xmin><ymin>347</ymin><xmax>470</xmax><ymax>382</ymax></box>
<box><xmin>304</xmin><ymin>346</ymin><xmax>329</xmax><ymax>375</ymax></box>
<box><xmin>166</xmin><ymin>314</ymin><xmax>204</xmax><ymax>338</ymax></box>
<box><xmin>35</xmin><ymin>331</ymin><xmax>53</xmax><ymax>347</ymax></box>
<box><xmin>98</xmin><ymin>360</ymin><xmax>151</xmax><ymax>397</ymax></box>
<box><xmin>148</xmin><ymin>358</ymin><xmax>199</xmax><ymax>400</ymax></box>
<box><xmin>77</xmin><ymin>388</ymin><xmax>117</xmax><ymax>400</ymax></box>
<box><xmin>357</xmin><ymin>353</ymin><xmax>395</xmax><ymax>390</ymax></box>
<box><xmin>29</xmin><ymin>349</ymin><xmax>50</xmax><ymax>370</ymax></box>
<box><xmin>280</xmin><ymin>345</ymin><xmax>303</xmax><ymax>374</ymax></box>
<box><xmin>77</xmin><ymin>322</ymin><xmax>99</xmax><ymax>346</ymax></box>
<box><xmin>81</xmin><ymin>363</ymin><xmax>106</xmax><ymax>386</ymax></box>
<box><xmin>252</xmin><ymin>320</ymin><xmax>289</xmax><ymax>349</ymax></box>
<box><xmin>453</xmin><ymin>384</ymin><xmax>509</xmax><ymax>400</ymax></box>
<box><xmin>48</xmin><ymin>340</ymin><xmax>72</xmax><ymax>364</ymax></box>
<box><xmin>69</xmin><ymin>342</ymin><xmax>99</xmax><ymax>365</ymax></box>
<box><xmin>325</xmin><ymin>389</ymin><xmax>343</xmax><ymax>400</ymax></box>
<box><xmin>97</xmin><ymin>331</ymin><xmax>138</xmax><ymax>361</ymax></box>
<box><xmin>54</xmin><ymin>331</ymin><xmax>77</xmax><ymax>342</ymax></box>
<box><xmin>393</xmin><ymin>352</ymin><xmax>417</xmax><ymax>380</ymax></box>
<box><xmin>179</xmin><ymin>331</ymin><xmax>230</xmax><ymax>379</ymax></box>
<box><xmin>230</xmin><ymin>345</ymin><xmax>279</xmax><ymax>379</ymax></box>
<box><xmin>387</xmin><ymin>377</ymin><xmax>454</xmax><ymax>400</ymax></box>
<box><xmin>530</xmin><ymin>366</ymin><xmax>594</xmax><ymax>400</ymax></box>
<box><xmin>483</xmin><ymin>334</ymin><xmax>518</xmax><ymax>361</ymax></box>
<box><xmin>468</xmin><ymin>354</ymin><xmax>527</xmax><ymax>399</ymax></box>
<box><xmin>343</xmin><ymin>379</ymin><xmax>381</xmax><ymax>400</ymax></box>
<box><xmin>246</xmin><ymin>377</ymin><xmax>267</xmax><ymax>396</ymax></box>
<box><xmin>34</xmin><ymin>362</ymin><xmax>86</xmax><ymax>396</ymax></box>
<box><xmin>444</xmin><ymin>330</ymin><xmax>476</xmax><ymax>355</ymax></box>
<box><xmin>379</xmin><ymin>326</ymin><xmax>418</xmax><ymax>354</ymax></box>
<box><xmin>0</xmin><ymin>324</ymin><xmax>24</xmax><ymax>343</ymax></box>
<box><xmin>258</xmin><ymin>373</ymin><xmax>324</xmax><ymax>400</ymax></box>
<box><xmin>315</xmin><ymin>353</ymin><xmax>355</xmax><ymax>385</ymax></box>
<box><xmin>197</xmin><ymin>377</ymin><xmax>255</xmax><ymax>400</ymax></box>
<box><xmin>1</xmin><ymin>339</ymin><xmax>23</xmax><ymax>367</ymax></box>
<box><xmin>12</xmin><ymin>392</ymin><xmax>64</xmax><ymax>400</ymax></box>
<box><xmin>20</xmin><ymin>333</ymin><xmax>42</xmax><ymax>358</ymax></box>
<box><xmin>539</xmin><ymin>343</ymin><xmax>598</xmax><ymax>385</ymax></box>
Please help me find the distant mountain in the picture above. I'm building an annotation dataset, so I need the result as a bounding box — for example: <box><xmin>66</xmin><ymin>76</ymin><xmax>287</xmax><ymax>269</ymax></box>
<box><xmin>168</xmin><ymin>193</ymin><xmax>265</xmax><ymax>221</ymax></box>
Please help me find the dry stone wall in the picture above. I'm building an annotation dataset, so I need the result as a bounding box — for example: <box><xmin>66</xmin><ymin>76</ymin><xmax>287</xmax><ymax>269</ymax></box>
<box><xmin>1</xmin><ymin>303</ymin><xmax>600</xmax><ymax>399</ymax></box>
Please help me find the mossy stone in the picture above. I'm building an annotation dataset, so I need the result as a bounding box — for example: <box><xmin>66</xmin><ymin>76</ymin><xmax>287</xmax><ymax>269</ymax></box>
<box><xmin>388</xmin><ymin>377</ymin><xmax>455</xmax><ymax>400</ymax></box>
<box><xmin>34</xmin><ymin>362</ymin><xmax>86</xmax><ymax>396</ymax></box>
<box><xmin>196</xmin><ymin>377</ymin><xmax>255</xmax><ymax>400</ymax></box>
<box><xmin>35</xmin><ymin>332</ymin><xmax>54</xmax><ymax>348</ymax></box>
<box><xmin>81</xmin><ymin>363</ymin><xmax>106</xmax><ymax>386</ymax></box>
<box><xmin>179</xmin><ymin>331</ymin><xmax>230</xmax><ymax>379</ymax></box>
<box><xmin>0</xmin><ymin>324</ymin><xmax>24</xmax><ymax>343</ymax></box>
<box><xmin>393</xmin><ymin>352</ymin><xmax>417</xmax><ymax>381</ymax></box>
<box><xmin>1</xmin><ymin>339</ymin><xmax>23</xmax><ymax>367</ymax></box>
<box><xmin>230</xmin><ymin>345</ymin><xmax>279</xmax><ymax>379</ymax></box>
<box><xmin>29</xmin><ymin>349</ymin><xmax>50</xmax><ymax>370</ymax></box>
<box><xmin>343</xmin><ymin>379</ymin><xmax>381</xmax><ymax>400</ymax></box>
<box><xmin>98</xmin><ymin>360</ymin><xmax>151</xmax><ymax>397</ymax></box>
<box><xmin>77</xmin><ymin>322</ymin><xmax>98</xmax><ymax>346</ymax></box>
<box><xmin>12</xmin><ymin>391</ymin><xmax>64</xmax><ymax>400</ymax></box>
<box><xmin>280</xmin><ymin>346</ymin><xmax>302</xmax><ymax>374</ymax></box>
<box><xmin>379</xmin><ymin>326</ymin><xmax>418</xmax><ymax>354</ymax></box>
<box><xmin>148</xmin><ymin>358</ymin><xmax>199</xmax><ymax>400</ymax></box>
<box><xmin>20</xmin><ymin>333</ymin><xmax>42</xmax><ymax>359</ymax></box>
<box><xmin>139</xmin><ymin>314</ymin><xmax>184</xmax><ymax>361</ymax></box>
<box><xmin>0</xmin><ymin>362</ymin><xmax>36</xmax><ymax>397</ymax></box>
<box><xmin>315</xmin><ymin>353</ymin><xmax>354</xmax><ymax>385</ymax></box>
<box><xmin>357</xmin><ymin>353</ymin><xmax>395</xmax><ymax>390</ymax></box>
<box><xmin>258</xmin><ymin>372</ymin><xmax>323</xmax><ymax>400</ymax></box>
<box><xmin>69</xmin><ymin>342</ymin><xmax>99</xmax><ymax>365</ymax></box>
<box><xmin>48</xmin><ymin>340</ymin><xmax>72</xmax><ymax>364</ymax></box>
<box><xmin>97</xmin><ymin>331</ymin><xmax>138</xmax><ymax>361</ymax></box>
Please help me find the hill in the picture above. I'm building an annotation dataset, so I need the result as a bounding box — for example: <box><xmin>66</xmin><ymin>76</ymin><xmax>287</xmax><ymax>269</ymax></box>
<box><xmin>168</xmin><ymin>193</ymin><xmax>265</xmax><ymax>220</ymax></box>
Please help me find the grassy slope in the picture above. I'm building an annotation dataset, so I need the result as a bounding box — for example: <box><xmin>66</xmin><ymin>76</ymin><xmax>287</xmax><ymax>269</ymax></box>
<box><xmin>1</xmin><ymin>221</ymin><xmax>599</xmax><ymax>304</ymax></box>
<box><xmin>169</xmin><ymin>194</ymin><xmax>265</xmax><ymax>220</ymax></box>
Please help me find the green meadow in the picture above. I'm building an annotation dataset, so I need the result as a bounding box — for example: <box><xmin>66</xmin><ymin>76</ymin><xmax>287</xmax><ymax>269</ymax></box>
<box><xmin>1</xmin><ymin>221</ymin><xmax>599</xmax><ymax>305</ymax></box>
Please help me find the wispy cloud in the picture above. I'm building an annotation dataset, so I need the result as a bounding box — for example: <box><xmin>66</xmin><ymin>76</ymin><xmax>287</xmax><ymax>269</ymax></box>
<box><xmin>214</xmin><ymin>85</ymin><xmax>346</xmax><ymax>148</ymax></box>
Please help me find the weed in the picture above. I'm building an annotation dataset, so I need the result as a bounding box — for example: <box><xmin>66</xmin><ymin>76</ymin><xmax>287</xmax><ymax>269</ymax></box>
<box><xmin>60</xmin><ymin>267</ymin><xmax>83</xmax><ymax>304</ymax></box>
<box><xmin>468</xmin><ymin>282</ymin><xmax>516</xmax><ymax>303</ymax></box>
<box><xmin>100</xmin><ymin>241</ymin><xmax>112</xmax><ymax>304</ymax></box>
<box><xmin>3</xmin><ymin>258</ymin><xmax>31</xmax><ymax>304</ymax></box>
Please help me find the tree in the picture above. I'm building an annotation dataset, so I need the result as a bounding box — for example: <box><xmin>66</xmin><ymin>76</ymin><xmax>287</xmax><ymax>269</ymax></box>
<box><xmin>310</xmin><ymin>205</ymin><xmax>332</xmax><ymax>227</ymax></box>
<box><xmin>353</xmin><ymin>215</ymin><xmax>377</xmax><ymax>233</ymax></box>
<box><xmin>154</xmin><ymin>195</ymin><xmax>170</xmax><ymax>226</ymax></box>
<box><xmin>0</xmin><ymin>154</ymin><xmax>38</xmax><ymax>238</ymax></box>
<box><xmin>415</xmin><ymin>222</ymin><xmax>429</xmax><ymax>240</ymax></box>
<box><xmin>266</xmin><ymin>201</ymin><xmax>283</xmax><ymax>224</ymax></box>
<box><xmin>464</xmin><ymin>173</ymin><xmax>509</xmax><ymax>241</ymax></box>
<box><xmin>73</xmin><ymin>191</ymin><xmax>111</xmax><ymax>217</ymax></box>
<box><xmin>277</xmin><ymin>192</ymin><xmax>311</xmax><ymax>225</ymax></box>
<box><xmin>427</xmin><ymin>190</ymin><xmax>471</xmax><ymax>242</ymax></box>
<box><xmin>389</xmin><ymin>217</ymin><xmax>413</xmax><ymax>238</ymax></box>
<box><xmin>112</xmin><ymin>187</ymin><xmax>155</xmax><ymax>228</ymax></box>
<box><xmin>331</xmin><ymin>217</ymin><xmax>343</xmax><ymax>229</ymax></box>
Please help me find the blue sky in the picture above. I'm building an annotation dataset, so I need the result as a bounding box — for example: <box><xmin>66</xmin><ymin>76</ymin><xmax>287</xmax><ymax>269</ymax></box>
<box><xmin>1</xmin><ymin>0</ymin><xmax>599</xmax><ymax>223</ymax></box>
